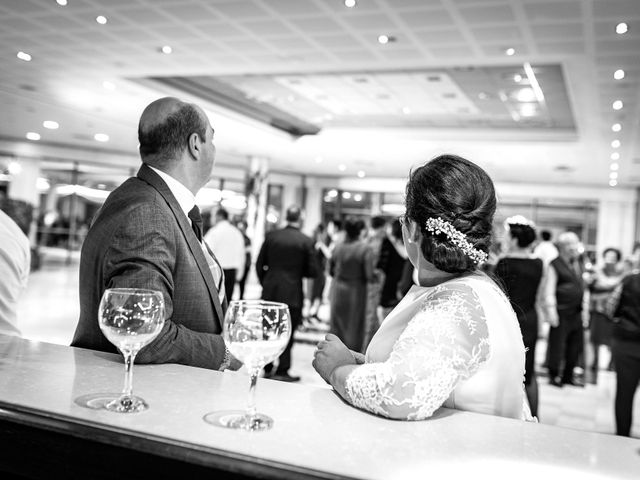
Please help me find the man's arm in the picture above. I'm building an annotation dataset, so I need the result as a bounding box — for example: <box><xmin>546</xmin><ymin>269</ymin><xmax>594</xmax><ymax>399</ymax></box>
<box><xmin>104</xmin><ymin>202</ymin><xmax>238</xmax><ymax>371</ymax></box>
<box><xmin>540</xmin><ymin>264</ymin><xmax>559</xmax><ymax>327</ymax></box>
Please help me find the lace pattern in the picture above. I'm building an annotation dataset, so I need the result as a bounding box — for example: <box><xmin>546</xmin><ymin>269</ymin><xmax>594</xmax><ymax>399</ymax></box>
<box><xmin>345</xmin><ymin>282</ymin><xmax>490</xmax><ymax>420</ymax></box>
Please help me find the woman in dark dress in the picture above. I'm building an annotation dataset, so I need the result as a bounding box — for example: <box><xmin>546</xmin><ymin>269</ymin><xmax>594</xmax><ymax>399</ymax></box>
<box><xmin>494</xmin><ymin>216</ymin><xmax>543</xmax><ymax>417</ymax></box>
<box><xmin>378</xmin><ymin>219</ymin><xmax>408</xmax><ymax>320</ymax></box>
<box><xmin>308</xmin><ymin>223</ymin><xmax>331</xmax><ymax>322</ymax></box>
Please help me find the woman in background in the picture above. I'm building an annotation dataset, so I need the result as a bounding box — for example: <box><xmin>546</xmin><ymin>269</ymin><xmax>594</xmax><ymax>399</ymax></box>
<box><xmin>378</xmin><ymin>218</ymin><xmax>408</xmax><ymax>321</ymax></box>
<box><xmin>308</xmin><ymin>223</ymin><xmax>331</xmax><ymax>323</ymax></box>
<box><xmin>494</xmin><ymin>216</ymin><xmax>544</xmax><ymax>417</ymax></box>
<box><xmin>329</xmin><ymin>218</ymin><xmax>375</xmax><ymax>353</ymax></box>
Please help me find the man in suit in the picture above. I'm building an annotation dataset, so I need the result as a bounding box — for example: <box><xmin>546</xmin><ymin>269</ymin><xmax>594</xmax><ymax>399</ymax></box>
<box><xmin>256</xmin><ymin>206</ymin><xmax>317</xmax><ymax>382</ymax></box>
<box><xmin>541</xmin><ymin>231</ymin><xmax>587</xmax><ymax>387</ymax></box>
<box><xmin>72</xmin><ymin>97</ymin><xmax>240</xmax><ymax>371</ymax></box>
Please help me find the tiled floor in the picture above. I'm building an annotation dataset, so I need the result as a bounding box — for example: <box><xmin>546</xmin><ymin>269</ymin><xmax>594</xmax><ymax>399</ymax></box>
<box><xmin>13</xmin><ymin>250</ymin><xmax>640</xmax><ymax>438</ymax></box>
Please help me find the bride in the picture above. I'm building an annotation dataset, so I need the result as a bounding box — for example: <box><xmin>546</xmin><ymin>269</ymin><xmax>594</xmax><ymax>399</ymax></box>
<box><xmin>313</xmin><ymin>154</ymin><xmax>532</xmax><ymax>421</ymax></box>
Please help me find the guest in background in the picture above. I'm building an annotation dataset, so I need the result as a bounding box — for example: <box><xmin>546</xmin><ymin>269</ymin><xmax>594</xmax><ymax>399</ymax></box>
<box><xmin>235</xmin><ymin>220</ymin><xmax>252</xmax><ymax>300</ymax></box>
<box><xmin>606</xmin><ymin>243</ymin><xmax>640</xmax><ymax>437</ymax></box>
<box><xmin>0</xmin><ymin>209</ymin><xmax>30</xmax><ymax>337</ymax></box>
<box><xmin>542</xmin><ymin>231</ymin><xmax>588</xmax><ymax>387</ymax></box>
<box><xmin>256</xmin><ymin>205</ymin><xmax>317</xmax><ymax>382</ymax></box>
<box><xmin>378</xmin><ymin>218</ymin><xmax>408</xmax><ymax>321</ymax></box>
<box><xmin>494</xmin><ymin>215</ymin><xmax>544</xmax><ymax>417</ymax></box>
<box><xmin>586</xmin><ymin>247</ymin><xmax>624</xmax><ymax>377</ymax></box>
<box><xmin>534</xmin><ymin>230</ymin><xmax>559</xmax><ymax>265</ymax></box>
<box><xmin>327</xmin><ymin>218</ymin><xmax>345</xmax><ymax>252</ymax></box>
<box><xmin>307</xmin><ymin>223</ymin><xmax>331</xmax><ymax>323</ymax></box>
<box><xmin>204</xmin><ymin>208</ymin><xmax>245</xmax><ymax>300</ymax></box>
<box><xmin>329</xmin><ymin>217</ymin><xmax>375</xmax><ymax>353</ymax></box>
<box><xmin>363</xmin><ymin>216</ymin><xmax>387</xmax><ymax>349</ymax></box>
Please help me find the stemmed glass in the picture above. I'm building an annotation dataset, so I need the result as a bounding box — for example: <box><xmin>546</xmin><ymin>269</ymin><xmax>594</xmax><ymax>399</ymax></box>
<box><xmin>98</xmin><ymin>288</ymin><xmax>165</xmax><ymax>413</ymax></box>
<box><xmin>204</xmin><ymin>300</ymin><xmax>291</xmax><ymax>431</ymax></box>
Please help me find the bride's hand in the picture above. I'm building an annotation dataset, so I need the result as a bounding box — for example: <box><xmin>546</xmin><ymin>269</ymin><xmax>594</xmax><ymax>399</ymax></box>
<box><xmin>312</xmin><ymin>333</ymin><xmax>356</xmax><ymax>383</ymax></box>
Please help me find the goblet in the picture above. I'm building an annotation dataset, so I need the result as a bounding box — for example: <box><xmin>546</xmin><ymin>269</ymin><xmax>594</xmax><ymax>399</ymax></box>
<box><xmin>98</xmin><ymin>288</ymin><xmax>165</xmax><ymax>413</ymax></box>
<box><xmin>204</xmin><ymin>300</ymin><xmax>291</xmax><ymax>431</ymax></box>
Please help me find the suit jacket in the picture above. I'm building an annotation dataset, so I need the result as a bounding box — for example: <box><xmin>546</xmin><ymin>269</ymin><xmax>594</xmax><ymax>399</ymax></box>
<box><xmin>256</xmin><ymin>225</ymin><xmax>317</xmax><ymax>308</ymax></box>
<box><xmin>71</xmin><ymin>164</ymin><xmax>228</xmax><ymax>369</ymax></box>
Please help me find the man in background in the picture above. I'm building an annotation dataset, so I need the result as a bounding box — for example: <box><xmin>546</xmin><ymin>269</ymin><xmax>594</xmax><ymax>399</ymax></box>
<box><xmin>0</xmin><ymin>209</ymin><xmax>30</xmax><ymax>336</ymax></box>
<box><xmin>534</xmin><ymin>230</ymin><xmax>559</xmax><ymax>265</ymax></box>
<box><xmin>256</xmin><ymin>205</ymin><xmax>317</xmax><ymax>382</ymax></box>
<box><xmin>204</xmin><ymin>208</ymin><xmax>245</xmax><ymax>300</ymax></box>
<box><xmin>72</xmin><ymin>97</ymin><xmax>239</xmax><ymax>371</ymax></box>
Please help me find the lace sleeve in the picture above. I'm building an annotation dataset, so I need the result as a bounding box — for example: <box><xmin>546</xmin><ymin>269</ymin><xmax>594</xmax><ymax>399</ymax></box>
<box><xmin>344</xmin><ymin>283</ymin><xmax>490</xmax><ymax>420</ymax></box>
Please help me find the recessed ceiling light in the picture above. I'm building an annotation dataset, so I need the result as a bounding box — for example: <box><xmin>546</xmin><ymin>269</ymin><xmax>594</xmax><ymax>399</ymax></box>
<box><xmin>614</xmin><ymin>69</ymin><xmax>625</xmax><ymax>80</ymax></box>
<box><xmin>514</xmin><ymin>74</ymin><xmax>523</xmax><ymax>82</ymax></box>
<box><xmin>611</xmin><ymin>152</ymin><xmax>620</xmax><ymax>160</ymax></box>
<box><xmin>25</xmin><ymin>132</ymin><xmax>40</xmax><ymax>141</ymax></box>
<box><xmin>611</xmin><ymin>139</ymin><xmax>621</xmax><ymax>148</ymax></box>
<box><xmin>94</xmin><ymin>133</ymin><xmax>109</xmax><ymax>142</ymax></box>
<box><xmin>338</xmin><ymin>164</ymin><xmax>346</xmax><ymax>171</ymax></box>
<box><xmin>610</xmin><ymin>162</ymin><xmax>619</xmax><ymax>171</ymax></box>
<box><xmin>516</xmin><ymin>87</ymin><xmax>536</xmax><ymax>102</ymax></box>
<box><xmin>161</xmin><ymin>45</ymin><xmax>172</xmax><ymax>54</ymax></box>
<box><xmin>612</xmin><ymin>123</ymin><xmax>622</xmax><ymax>132</ymax></box>
<box><xmin>327</xmin><ymin>189</ymin><xmax>338</xmax><ymax>198</ymax></box>
<box><xmin>505</xmin><ymin>47</ymin><xmax>515</xmax><ymax>56</ymax></box>
<box><xmin>478</xmin><ymin>92</ymin><xmax>488</xmax><ymax>100</ymax></box>
<box><xmin>616</xmin><ymin>22</ymin><xmax>628</xmax><ymax>34</ymax></box>
<box><xmin>353</xmin><ymin>194</ymin><xmax>362</xmax><ymax>202</ymax></box>
<box><xmin>43</xmin><ymin>120</ymin><xmax>59</xmax><ymax>129</ymax></box>
<box><xmin>610</xmin><ymin>171</ymin><xmax>619</xmax><ymax>180</ymax></box>
<box><xmin>102</xmin><ymin>81</ymin><xmax>116</xmax><ymax>91</ymax></box>
<box><xmin>402</xmin><ymin>107</ymin><xmax>411</xmax><ymax>114</ymax></box>
<box><xmin>609</xmin><ymin>179</ymin><xmax>618</xmax><ymax>187</ymax></box>
<box><xmin>342</xmin><ymin>191</ymin><xmax>351</xmax><ymax>199</ymax></box>
<box><xmin>357</xmin><ymin>170</ymin><xmax>365</xmax><ymax>178</ymax></box>
<box><xmin>56</xmin><ymin>0</ymin><xmax>67</xmax><ymax>5</ymax></box>
<box><xmin>378</xmin><ymin>35</ymin><xmax>390</xmax><ymax>44</ymax></box>
<box><xmin>96</xmin><ymin>16</ymin><xmax>107</xmax><ymax>25</ymax></box>
<box><xmin>344</xmin><ymin>0</ymin><xmax>356</xmax><ymax>7</ymax></box>
<box><xmin>612</xmin><ymin>100</ymin><xmax>623</xmax><ymax>110</ymax></box>
<box><xmin>17</xmin><ymin>51</ymin><xmax>32</xmax><ymax>62</ymax></box>
<box><xmin>7</xmin><ymin>162</ymin><xmax>22</xmax><ymax>175</ymax></box>
<box><xmin>315</xmin><ymin>156</ymin><xmax>323</xmax><ymax>163</ymax></box>
<box><xmin>520</xmin><ymin>103</ymin><xmax>537</xmax><ymax>117</ymax></box>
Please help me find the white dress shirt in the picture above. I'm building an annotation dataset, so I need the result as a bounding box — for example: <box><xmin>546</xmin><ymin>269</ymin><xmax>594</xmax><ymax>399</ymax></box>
<box><xmin>204</xmin><ymin>220</ymin><xmax>245</xmax><ymax>271</ymax></box>
<box><xmin>0</xmin><ymin>210</ymin><xmax>30</xmax><ymax>336</ymax></box>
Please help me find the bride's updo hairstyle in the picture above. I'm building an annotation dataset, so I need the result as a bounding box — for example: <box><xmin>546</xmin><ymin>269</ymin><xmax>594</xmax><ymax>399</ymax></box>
<box><xmin>405</xmin><ymin>154</ymin><xmax>496</xmax><ymax>273</ymax></box>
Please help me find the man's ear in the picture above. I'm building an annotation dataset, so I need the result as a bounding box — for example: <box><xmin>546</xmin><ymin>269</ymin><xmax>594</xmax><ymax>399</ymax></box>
<box><xmin>187</xmin><ymin>132</ymin><xmax>201</xmax><ymax>159</ymax></box>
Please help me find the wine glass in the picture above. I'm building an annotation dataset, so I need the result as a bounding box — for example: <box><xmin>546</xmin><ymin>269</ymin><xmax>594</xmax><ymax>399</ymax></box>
<box><xmin>204</xmin><ymin>300</ymin><xmax>291</xmax><ymax>431</ymax></box>
<box><xmin>98</xmin><ymin>288</ymin><xmax>165</xmax><ymax>413</ymax></box>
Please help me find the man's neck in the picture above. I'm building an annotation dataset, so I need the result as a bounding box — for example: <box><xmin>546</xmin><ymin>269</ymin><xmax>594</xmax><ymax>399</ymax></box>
<box><xmin>286</xmin><ymin>222</ymin><xmax>301</xmax><ymax>229</ymax></box>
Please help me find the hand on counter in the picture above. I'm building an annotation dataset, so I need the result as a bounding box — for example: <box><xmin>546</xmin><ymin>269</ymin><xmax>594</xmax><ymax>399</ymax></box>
<box><xmin>312</xmin><ymin>334</ymin><xmax>357</xmax><ymax>383</ymax></box>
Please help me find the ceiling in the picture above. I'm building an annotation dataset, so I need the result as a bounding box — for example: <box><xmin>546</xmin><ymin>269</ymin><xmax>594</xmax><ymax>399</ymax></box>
<box><xmin>0</xmin><ymin>0</ymin><xmax>639</xmax><ymax>188</ymax></box>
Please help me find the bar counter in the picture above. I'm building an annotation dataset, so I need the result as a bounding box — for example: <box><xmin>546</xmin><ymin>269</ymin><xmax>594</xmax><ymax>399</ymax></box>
<box><xmin>0</xmin><ymin>334</ymin><xmax>638</xmax><ymax>479</ymax></box>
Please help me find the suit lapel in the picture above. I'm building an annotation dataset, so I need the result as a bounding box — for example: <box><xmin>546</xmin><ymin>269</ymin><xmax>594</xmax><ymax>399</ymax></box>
<box><xmin>137</xmin><ymin>164</ymin><xmax>225</xmax><ymax>328</ymax></box>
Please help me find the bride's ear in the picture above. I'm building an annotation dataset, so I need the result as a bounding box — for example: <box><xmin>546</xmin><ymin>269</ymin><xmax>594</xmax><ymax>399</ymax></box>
<box><xmin>404</xmin><ymin>219</ymin><xmax>421</xmax><ymax>244</ymax></box>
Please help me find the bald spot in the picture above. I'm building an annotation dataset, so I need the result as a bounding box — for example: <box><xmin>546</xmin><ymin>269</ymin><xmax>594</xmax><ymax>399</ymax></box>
<box><xmin>138</xmin><ymin>97</ymin><xmax>187</xmax><ymax>133</ymax></box>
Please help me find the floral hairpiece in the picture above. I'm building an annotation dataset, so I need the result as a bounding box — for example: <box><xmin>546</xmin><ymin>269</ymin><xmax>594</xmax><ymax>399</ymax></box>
<box><xmin>504</xmin><ymin>215</ymin><xmax>535</xmax><ymax>229</ymax></box>
<box><xmin>425</xmin><ymin>217</ymin><xmax>488</xmax><ymax>264</ymax></box>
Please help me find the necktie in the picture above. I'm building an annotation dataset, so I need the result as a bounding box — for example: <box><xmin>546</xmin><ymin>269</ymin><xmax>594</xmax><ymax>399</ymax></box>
<box><xmin>188</xmin><ymin>205</ymin><xmax>203</xmax><ymax>242</ymax></box>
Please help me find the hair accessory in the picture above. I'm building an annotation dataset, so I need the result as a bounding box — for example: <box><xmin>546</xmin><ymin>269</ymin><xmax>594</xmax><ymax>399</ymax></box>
<box><xmin>504</xmin><ymin>215</ymin><xmax>535</xmax><ymax>229</ymax></box>
<box><xmin>425</xmin><ymin>217</ymin><xmax>488</xmax><ymax>264</ymax></box>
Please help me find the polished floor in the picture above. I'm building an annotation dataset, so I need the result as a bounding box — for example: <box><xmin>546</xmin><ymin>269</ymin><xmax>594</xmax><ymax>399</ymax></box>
<box><xmin>14</xmin><ymin>249</ymin><xmax>640</xmax><ymax>439</ymax></box>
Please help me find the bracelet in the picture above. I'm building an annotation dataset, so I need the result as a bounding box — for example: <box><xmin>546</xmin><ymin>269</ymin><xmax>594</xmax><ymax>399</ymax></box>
<box><xmin>220</xmin><ymin>347</ymin><xmax>231</xmax><ymax>371</ymax></box>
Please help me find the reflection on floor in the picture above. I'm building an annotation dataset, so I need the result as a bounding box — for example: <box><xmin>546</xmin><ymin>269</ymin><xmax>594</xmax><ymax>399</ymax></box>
<box><xmin>15</xmin><ymin>253</ymin><xmax>640</xmax><ymax>438</ymax></box>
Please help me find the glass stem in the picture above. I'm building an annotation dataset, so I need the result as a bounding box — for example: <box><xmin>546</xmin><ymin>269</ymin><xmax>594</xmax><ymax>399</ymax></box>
<box><xmin>122</xmin><ymin>350</ymin><xmax>137</xmax><ymax>398</ymax></box>
<box><xmin>246</xmin><ymin>369</ymin><xmax>259</xmax><ymax>419</ymax></box>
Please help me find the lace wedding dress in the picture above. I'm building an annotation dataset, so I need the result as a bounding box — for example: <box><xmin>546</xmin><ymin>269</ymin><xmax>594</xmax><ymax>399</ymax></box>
<box><xmin>344</xmin><ymin>272</ymin><xmax>533</xmax><ymax>421</ymax></box>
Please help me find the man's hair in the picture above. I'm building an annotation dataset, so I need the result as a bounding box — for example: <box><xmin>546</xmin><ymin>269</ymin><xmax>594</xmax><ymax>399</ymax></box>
<box><xmin>286</xmin><ymin>205</ymin><xmax>302</xmax><ymax>223</ymax></box>
<box><xmin>371</xmin><ymin>216</ymin><xmax>386</xmax><ymax>230</ymax></box>
<box><xmin>138</xmin><ymin>103</ymin><xmax>207</xmax><ymax>166</ymax></box>
<box><xmin>541</xmin><ymin>230</ymin><xmax>552</xmax><ymax>242</ymax></box>
<box><xmin>216</xmin><ymin>208</ymin><xmax>229</xmax><ymax>220</ymax></box>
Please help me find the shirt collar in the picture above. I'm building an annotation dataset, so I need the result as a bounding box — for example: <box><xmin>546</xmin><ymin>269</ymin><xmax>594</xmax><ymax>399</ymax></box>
<box><xmin>148</xmin><ymin>165</ymin><xmax>196</xmax><ymax>219</ymax></box>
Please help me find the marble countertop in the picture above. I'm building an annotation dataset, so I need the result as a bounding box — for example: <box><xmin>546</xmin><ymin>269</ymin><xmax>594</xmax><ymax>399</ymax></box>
<box><xmin>0</xmin><ymin>334</ymin><xmax>638</xmax><ymax>479</ymax></box>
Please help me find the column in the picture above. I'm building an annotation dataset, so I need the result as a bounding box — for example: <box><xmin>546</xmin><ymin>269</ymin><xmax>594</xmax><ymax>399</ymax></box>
<box><xmin>246</xmin><ymin>156</ymin><xmax>269</xmax><ymax>261</ymax></box>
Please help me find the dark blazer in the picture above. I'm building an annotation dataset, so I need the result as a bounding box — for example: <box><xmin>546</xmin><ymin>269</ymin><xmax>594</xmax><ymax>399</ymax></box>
<box><xmin>71</xmin><ymin>164</ymin><xmax>228</xmax><ymax>369</ymax></box>
<box><xmin>256</xmin><ymin>225</ymin><xmax>317</xmax><ymax>308</ymax></box>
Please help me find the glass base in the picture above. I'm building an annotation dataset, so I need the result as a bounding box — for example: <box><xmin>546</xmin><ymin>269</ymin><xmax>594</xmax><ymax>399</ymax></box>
<box><xmin>105</xmin><ymin>395</ymin><xmax>148</xmax><ymax>413</ymax></box>
<box><xmin>203</xmin><ymin>410</ymin><xmax>274</xmax><ymax>431</ymax></box>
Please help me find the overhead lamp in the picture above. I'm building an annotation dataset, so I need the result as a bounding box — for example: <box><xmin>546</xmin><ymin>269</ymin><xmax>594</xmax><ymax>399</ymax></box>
<box><xmin>611</xmin><ymin>152</ymin><xmax>620</xmax><ymax>160</ymax></box>
<box><xmin>378</xmin><ymin>35</ymin><xmax>390</xmax><ymax>44</ymax></box>
<box><xmin>26</xmin><ymin>132</ymin><xmax>40</xmax><ymax>141</ymax></box>
<box><xmin>616</xmin><ymin>22</ymin><xmax>628</xmax><ymax>34</ymax></box>
<box><xmin>102</xmin><ymin>81</ymin><xmax>116</xmax><ymax>91</ymax></box>
<box><xmin>609</xmin><ymin>179</ymin><xmax>618</xmax><ymax>187</ymax></box>
<box><xmin>315</xmin><ymin>156</ymin><xmax>323</xmax><ymax>163</ymax></box>
<box><xmin>613</xmin><ymin>100</ymin><xmax>623</xmax><ymax>110</ymax></box>
<box><xmin>614</xmin><ymin>69</ymin><xmax>625</xmax><ymax>80</ymax></box>
<box><xmin>514</xmin><ymin>74</ymin><xmax>522</xmax><ymax>82</ymax></box>
<box><xmin>611</xmin><ymin>139</ymin><xmax>621</xmax><ymax>148</ymax></box>
<box><xmin>96</xmin><ymin>16</ymin><xmax>107</xmax><ymax>25</ymax></box>
<box><xmin>515</xmin><ymin>87</ymin><xmax>536</xmax><ymax>102</ymax></box>
<box><xmin>161</xmin><ymin>45</ymin><xmax>173</xmax><ymax>54</ymax></box>
<box><xmin>327</xmin><ymin>189</ymin><xmax>338</xmax><ymax>198</ymax></box>
<box><xmin>612</xmin><ymin>123</ymin><xmax>622</xmax><ymax>132</ymax></box>
<box><xmin>342</xmin><ymin>191</ymin><xmax>352</xmax><ymax>199</ymax></box>
<box><xmin>94</xmin><ymin>133</ymin><xmax>109</xmax><ymax>142</ymax></box>
<box><xmin>7</xmin><ymin>162</ymin><xmax>22</xmax><ymax>175</ymax></box>
<box><xmin>56</xmin><ymin>0</ymin><xmax>67</xmax><ymax>5</ymax></box>
<box><xmin>338</xmin><ymin>164</ymin><xmax>346</xmax><ymax>172</ymax></box>
<box><xmin>520</xmin><ymin>103</ymin><xmax>537</xmax><ymax>117</ymax></box>
<box><xmin>610</xmin><ymin>162</ymin><xmax>619</xmax><ymax>171</ymax></box>
<box><xmin>357</xmin><ymin>170</ymin><xmax>365</xmax><ymax>178</ymax></box>
<box><xmin>344</xmin><ymin>0</ymin><xmax>356</xmax><ymax>7</ymax></box>
<box><xmin>353</xmin><ymin>194</ymin><xmax>362</xmax><ymax>202</ymax></box>
<box><xmin>505</xmin><ymin>47</ymin><xmax>515</xmax><ymax>56</ymax></box>
<box><xmin>17</xmin><ymin>51</ymin><xmax>32</xmax><ymax>62</ymax></box>
<box><xmin>610</xmin><ymin>171</ymin><xmax>618</xmax><ymax>180</ymax></box>
<box><xmin>43</xmin><ymin>120</ymin><xmax>59</xmax><ymax>129</ymax></box>
<box><xmin>402</xmin><ymin>107</ymin><xmax>411</xmax><ymax>114</ymax></box>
